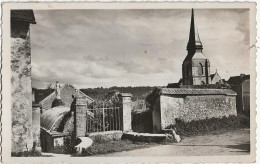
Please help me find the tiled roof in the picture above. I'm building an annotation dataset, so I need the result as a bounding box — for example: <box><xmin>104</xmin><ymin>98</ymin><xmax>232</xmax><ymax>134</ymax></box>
<box><xmin>40</xmin><ymin>106</ymin><xmax>70</xmax><ymax>131</ymax></box>
<box><xmin>161</xmin><ymin>88</ymin><xmax>237</xmax><ymax>96</ymax></box>
<box><xmin>11</xmin><ymin>10</ymin><xmax>36</xmax><ymax>24</ymax></box>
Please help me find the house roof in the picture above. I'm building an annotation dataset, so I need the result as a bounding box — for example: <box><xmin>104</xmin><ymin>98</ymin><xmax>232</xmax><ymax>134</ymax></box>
<box><xmin>11</xmin><ymin>10</ymin><xmax>36</xmax><ymax>24</ymax></box>
<box><xmin>40</xmin><ymin>106</ymin><xmax>70</xmax><ymax>131</ymax></box>
<box><xmin>37</xmin><ymin>84</ymin><xmax>94</xmax><ymax>104</ymax></box>
<box><xmin>228</xmin><ymin>75</ymin><xmax>250</xmax><ymax>85</ymax></box>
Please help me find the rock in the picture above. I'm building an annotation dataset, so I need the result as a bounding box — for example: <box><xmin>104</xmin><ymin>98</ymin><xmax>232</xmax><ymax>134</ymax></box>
<box><xmin>75</xmin><ymin>137</ymin><xmax>93</xmax><ymax>154</ymax></box>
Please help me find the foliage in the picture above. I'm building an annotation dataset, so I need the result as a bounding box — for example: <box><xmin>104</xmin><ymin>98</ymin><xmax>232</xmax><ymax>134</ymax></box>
<box><xmin>81</xmin><ymin>86</ymin><xmax>155</xmax><ymax>102</ymax></box>
<box><xmin>167</xmin><ymin>116</ymin><xmax>241</xmax><ymax>136</ymax></box>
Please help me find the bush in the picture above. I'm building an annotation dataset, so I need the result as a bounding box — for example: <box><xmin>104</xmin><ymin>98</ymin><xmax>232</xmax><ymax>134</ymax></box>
<box><xmin>167</xmin><ymin>116</ymin><xmax>241</xmax><ymax>136</ymax></box>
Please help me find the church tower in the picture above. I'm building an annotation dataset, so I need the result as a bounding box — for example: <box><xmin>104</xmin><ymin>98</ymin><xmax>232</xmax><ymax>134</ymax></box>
<box><xmin>182</xmin><ymin>9</ymin><xmax>211</xmax><ymax>85</ymax></box>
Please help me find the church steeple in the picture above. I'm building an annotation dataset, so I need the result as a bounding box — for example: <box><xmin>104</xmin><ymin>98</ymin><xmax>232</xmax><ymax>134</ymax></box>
<box><xmin>182</xmin><ymin>9</ymin><xmax>211</xmax><ymax>85</ymax></box>
<box><xmin>185</xmin><ymin>9</ymin><xmax>203</xmax><ymax>61</ymax></box>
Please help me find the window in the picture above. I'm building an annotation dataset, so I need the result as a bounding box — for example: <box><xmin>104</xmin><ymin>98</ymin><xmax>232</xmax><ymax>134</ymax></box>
<box><xmin>198</xmin><ymin>63</ymin><xmax>203</xmax><ymax>75</ymax></box>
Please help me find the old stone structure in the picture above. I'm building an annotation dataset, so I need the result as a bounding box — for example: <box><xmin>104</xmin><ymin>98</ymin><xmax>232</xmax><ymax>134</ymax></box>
<box><xmin>182</xmin><ymin>9</ymin><xmax>211</xmax><ymax>85</ymax></box>
<box><xmin>11</xmin><ymin>10</ymin><xmax>36</xmax><ymax>153</ymax></box>
<box><xmin>39</xmin><ymin>84</ymin><xmax>94</xmax><ymax>111</ymax></box>
<box><xmin>228</xmin><ymin>74</ymin><xmax>250</xmax><ymax>114</ymax></box>
<box><xmin>147</xmin><ymin>88</ymin><xmax>237</xmax><ymax>133</ymax></box>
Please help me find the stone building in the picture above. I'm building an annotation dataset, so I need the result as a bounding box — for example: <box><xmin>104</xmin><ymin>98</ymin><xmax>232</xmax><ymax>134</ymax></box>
<box><xmin>11</xmin><ymin>10</ymin><xmax>37</xmax><ymax>153</ymax></box>
<box><xmin>182</xmin><ymin>9</ymin><xmax>211</xmax><ymax>85</ymax></box>
<box><xmin>36</xmin><ymin>84</ymin><xmax>94</xmax><ymax>111</ymax></box>
<box><xmin>228</xmin><ymin>74</ymin><xmax>250</xmax><ymax>114</ymax></box>
<box><xmin>147</xmin><ymin>88</ymin><xmax>237</xmax><ymax>133</ymax></box>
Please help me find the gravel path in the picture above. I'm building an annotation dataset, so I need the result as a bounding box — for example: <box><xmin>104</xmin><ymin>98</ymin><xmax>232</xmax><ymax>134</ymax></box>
<box><xmin>97</xmin><ymin>129</ymin><xmax>250</xmax><ymax>156</ymax></box>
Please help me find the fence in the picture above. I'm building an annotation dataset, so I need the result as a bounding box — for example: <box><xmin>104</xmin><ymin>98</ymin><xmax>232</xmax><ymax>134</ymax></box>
<box><xmin>86</xmin><ymin>106</ymin><xmax>122</xmax><ymax>133</ymax></box>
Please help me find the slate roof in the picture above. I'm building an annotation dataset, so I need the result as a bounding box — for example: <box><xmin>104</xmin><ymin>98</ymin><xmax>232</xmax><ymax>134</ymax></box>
<box><xmin>228</xmin><ymin>75</ymin><xmax>250</xmax><ymax>86</ymax></box>
<box><xmin>40</xmin><ymin>106</ymin><xmax>70</xmax><ymax>131</ymax></box>
<box><xmin>11</xmin><ymin>10</ymin><xmax>36</xmax><ymax>24</ymax></box>
<box><xmin>160</xmin><ymin>88</ymin><xmax>237</xmax><ymax>96</ymax></box>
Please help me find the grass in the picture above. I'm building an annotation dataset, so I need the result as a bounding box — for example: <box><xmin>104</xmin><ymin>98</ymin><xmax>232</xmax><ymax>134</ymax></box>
<box><xmin>11</xmin><ymin>150</ymin><xmax>52</xmax><ymax>157</ymax></box>
<box><xmin>74</xmin><ymin>139</ymin><xmax>159</xmax><ymax>156</ymax></box>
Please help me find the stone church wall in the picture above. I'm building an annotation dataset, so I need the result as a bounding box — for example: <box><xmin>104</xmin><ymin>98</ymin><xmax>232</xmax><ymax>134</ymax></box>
<box><xmin>158</xmin><ymin>94</ymin><xmax>237</xmax><ymax>131</ymax></box>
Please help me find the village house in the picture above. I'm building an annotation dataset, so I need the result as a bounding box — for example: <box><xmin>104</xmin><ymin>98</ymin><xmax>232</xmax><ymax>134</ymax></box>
<box><xmin>33</xmin><ymin>83</ymin><xmax>94</xmax><ymax>111</ymax></box>
<box><xmin>228</xmin><ymin>74</ymin><xmax>250</xmax><ymax>115</ymax></box>
<box><xmin>147</xmin><ymin>9</ymin><xmax>237</xmax><ymax>133</ymax></box>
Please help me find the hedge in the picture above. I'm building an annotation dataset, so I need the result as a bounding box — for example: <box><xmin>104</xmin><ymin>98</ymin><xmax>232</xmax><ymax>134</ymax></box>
<box><xmin>167</xmin><ymin>116</ymin><xmax>243</xmax><ymax>136</ymax></box>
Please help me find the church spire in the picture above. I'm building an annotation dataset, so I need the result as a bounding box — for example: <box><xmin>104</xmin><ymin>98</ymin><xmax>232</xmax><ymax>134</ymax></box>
<box><xmin>186</xmin><ymin>9</ymin><xmax>203</xmax><ymax>57</ymax></box>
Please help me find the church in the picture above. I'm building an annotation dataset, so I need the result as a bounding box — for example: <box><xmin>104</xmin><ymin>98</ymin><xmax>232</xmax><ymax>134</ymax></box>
<box><xmin>182</xmin><ymin>9</ymin><xmax>211</xmax><ymax>85</ymax></box>
<box><xmin>146</xmin><ymin>9</ymin><xmax>237</xmax><ymax>133</ymax></box>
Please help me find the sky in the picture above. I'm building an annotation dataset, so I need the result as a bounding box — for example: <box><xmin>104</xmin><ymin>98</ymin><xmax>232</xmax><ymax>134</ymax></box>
<box><xmin>31</xmin><ymin>9</ymin><xmax>250</xmax><ymax>89</ymax></box>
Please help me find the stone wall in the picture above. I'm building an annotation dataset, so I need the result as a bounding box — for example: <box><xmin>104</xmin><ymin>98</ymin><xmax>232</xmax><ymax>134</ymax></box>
<box><xmin>160</xmin><ymin>95</ymin><xmax>183</xmax><ymax>129</ymax></box>
<box><xmin>11</xmin><ymin>35</ymin><xmax>33</xmax><ymax>152</ymax></box>
<box><xmin>158</xmin><ymin>94</ymin><xmax>237</xmax><ymax>131</ymax></box>
<box><xmin>182</xmin><ymin>95</ymin><xmax>236</xmax><ymax>122</ymax></box>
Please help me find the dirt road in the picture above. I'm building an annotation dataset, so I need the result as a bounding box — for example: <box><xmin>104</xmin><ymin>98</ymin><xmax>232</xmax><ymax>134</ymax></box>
<box><xmin>98</xmin><ymin>129</ymin><xmax>250</xmax><ymax>156</ymax></box>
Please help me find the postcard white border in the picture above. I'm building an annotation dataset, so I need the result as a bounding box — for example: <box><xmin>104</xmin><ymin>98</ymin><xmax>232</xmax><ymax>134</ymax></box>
<box><xmin>1</xmin><ymin>2</ymin><xmax>258</xmax><ymax>163</ymax></box>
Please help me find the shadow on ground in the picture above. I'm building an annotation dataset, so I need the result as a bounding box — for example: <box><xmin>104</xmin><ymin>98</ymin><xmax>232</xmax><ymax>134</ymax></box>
<box><xmin>176</xmin><ymin>142</ymin><xmax>250</xmax><ymax>153</ymax></box>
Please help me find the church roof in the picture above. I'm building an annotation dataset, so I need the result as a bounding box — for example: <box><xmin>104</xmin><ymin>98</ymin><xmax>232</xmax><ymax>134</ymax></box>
<box><xmin>184</xmin><ymin>9</ymin><xmax>204</xmax><ymax>61</ymax></box>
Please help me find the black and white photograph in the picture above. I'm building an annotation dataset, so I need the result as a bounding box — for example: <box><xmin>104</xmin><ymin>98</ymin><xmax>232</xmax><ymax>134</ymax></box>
<box><xmin>1</xmin><ymin>2</ymin><xmax>258</xmax><ymax>163</ymax></box>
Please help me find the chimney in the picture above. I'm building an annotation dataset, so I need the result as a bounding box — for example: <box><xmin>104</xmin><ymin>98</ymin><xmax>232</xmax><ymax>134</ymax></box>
<box><xmin>240</xmin><ymin>74</ymin><xmax>245</xmax><ymax>77</ymax></box>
